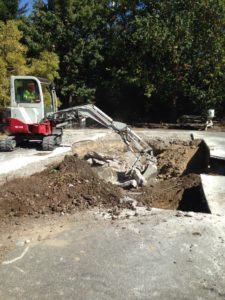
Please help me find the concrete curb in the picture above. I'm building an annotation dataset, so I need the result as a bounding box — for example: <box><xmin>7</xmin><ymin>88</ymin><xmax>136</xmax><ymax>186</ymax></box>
<box><xmin>200</xmin><ymin>174</ymin><xmax>225</xmax><ymax>215</ymax></box>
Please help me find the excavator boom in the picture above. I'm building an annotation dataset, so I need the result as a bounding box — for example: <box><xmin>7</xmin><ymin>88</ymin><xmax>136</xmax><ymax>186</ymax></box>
<box><xmin>48</xmin><ymin>104</ymin><xmax>157</xmax><ymax>184</ymax></box>
<box><xmin>49</xmin><ymin>105</ymin><xmax>151</xmax><ymax>152</ymax></box>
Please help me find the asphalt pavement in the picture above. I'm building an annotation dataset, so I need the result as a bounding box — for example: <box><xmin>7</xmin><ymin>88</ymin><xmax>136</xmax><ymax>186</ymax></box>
<box><xmin>1</xmin><ymin>210</ymin><xmax>225</xmax><ymax>300</ymax></box>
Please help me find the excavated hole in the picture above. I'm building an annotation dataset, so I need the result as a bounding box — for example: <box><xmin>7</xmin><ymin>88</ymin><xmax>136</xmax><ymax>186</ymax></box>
<box><xmin>177</xmin><ymin>186</ymin><xmax>210</xmax><ymax>213</ymax></box>
<box><xmin>82</xmin><ymin>138</ymin><xmax>211</xmax><ymax>213</ymax></box>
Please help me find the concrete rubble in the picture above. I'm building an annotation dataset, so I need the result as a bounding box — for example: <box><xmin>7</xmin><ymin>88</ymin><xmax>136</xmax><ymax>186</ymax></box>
<box><xmin>84</xmin><ymin>150</ymin><xmax>154</xmax><ymax>187</ymax></box>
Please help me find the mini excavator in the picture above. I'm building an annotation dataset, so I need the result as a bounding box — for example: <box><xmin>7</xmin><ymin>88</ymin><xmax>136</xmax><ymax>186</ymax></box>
<box><xmin>0</xmin><ymin>76</ymin><xmax>157</xmax><ymax>182</ymax></box>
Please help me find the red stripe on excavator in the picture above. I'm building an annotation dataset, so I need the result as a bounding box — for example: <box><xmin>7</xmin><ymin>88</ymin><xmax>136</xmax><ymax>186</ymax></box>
<box><xmin>5</xmin><ymin>118</ymin><xmax>29</xmax><ymax>134</ymax></box>
<box><xmin>5</xmin><ymin>118</ymin><xmax>53</xmax><ymax>135</ymax></box>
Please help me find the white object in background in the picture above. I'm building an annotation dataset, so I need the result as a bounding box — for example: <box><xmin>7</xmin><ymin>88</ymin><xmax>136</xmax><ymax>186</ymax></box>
<box><xmin>207</xmin><ymin>109</ymin><xmax>215</xmax><ymax>119</ymax></box>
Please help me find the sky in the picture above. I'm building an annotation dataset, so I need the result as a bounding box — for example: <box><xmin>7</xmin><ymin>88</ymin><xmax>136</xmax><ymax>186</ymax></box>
<box><xmin>20</xmin><ymin>0</ymin><xmax>48</xmax><ymax>15</ymax></box>
<box><xmin>20</xmin><ymin>0</ymin><xmax>34</xmax><ymax>15</ymax></box>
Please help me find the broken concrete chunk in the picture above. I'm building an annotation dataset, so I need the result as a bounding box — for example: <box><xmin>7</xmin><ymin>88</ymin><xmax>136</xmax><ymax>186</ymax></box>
<box><xmin>106</xmin><ymin>160</ymin><xmax>121</xmax><ymax>170</ymax></box>
<box><xmin>184</xmin><ymin>212</ymin><xmax>195</xmax><ymax>217</ymax></box>
<box><xmin>142</xmin><ymin>163</ymin><xmax>158</xmax><ymax>182</ymax></box>
<box><xmin>85</xmin><ymin>151</ymin><xmax>116</xmax><ymax>162</ymax></box>
<box><xmin>120</xmin><ymin>196</ymin><xmax>136</xmax><ymax>204</ymax></box>
<box><xmin>86</xmin><ymin>158</ymin><xmax>93</xmax><ymax>165</ymax></box>
<box><xmin>96</xmin><ymin>167</ymin><xmax>118</xmax><ymax>184</ymax></box>
<box><xmin>118</xmin><ymin>179</ymin><xmax>138</xmax><ymax>189</ymax></box>
<box><xmin>92</xmin><ymin>158</ymin><xmax>106</xmax><ymax>166</ymax></box>
<box><xmin>131</xmin><ymin>168</ymin><xmax>147</xmax><ymax>187</ymax></box>
<box><xmin>120</xmin><ymin>197</ymin><xmax>138</xmax><ymax>209</ymax></box>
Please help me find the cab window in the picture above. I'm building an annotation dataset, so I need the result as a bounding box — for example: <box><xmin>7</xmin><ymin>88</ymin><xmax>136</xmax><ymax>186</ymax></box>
<box><xmin>15</xmin><ymin>79</ymin><xmax>40</xmax><ymax>103</ymax></box>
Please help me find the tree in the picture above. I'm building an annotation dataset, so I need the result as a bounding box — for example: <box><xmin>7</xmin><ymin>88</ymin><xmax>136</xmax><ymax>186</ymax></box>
<box><xmin>0</xmin><ymin>20</ymin><xmax>28</xmax><ymax>106</ymax></box>
<box><xmin>23</xmin><ymin>0</ymin><xmax>109</xmax><ymax>106</ymax></box>
<box><xmin>0</xmin><ymin>0</ymin><xmax>27</xmax><ymax>21</ymax></box>
<box><xmin>102</xmin><ymin>0</ymin><xmax>225</xmax><ymax>121</ymax></box>
<box><xmin>21</xmin><ymin>0</ymin><xmax>225</xmax><ymax>121</ymax></box>
<box><xmin>30</xmin><ymin>50</ymin><xmax>59</xmax><ymax>81</ymax></box>
<box><xmin>0</xmin><ymin>20</ymin><xmax>59</xmax><ymax>108</ymax></box>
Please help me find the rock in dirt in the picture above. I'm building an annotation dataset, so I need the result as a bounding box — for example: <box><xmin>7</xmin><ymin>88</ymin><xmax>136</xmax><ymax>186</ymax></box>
<box><xmin>131</xmin><ymin>169</ymin><xmax>147</xmax><ymax>186</ymax></box>
<box><xmin>85</xmin><ymin>151</ymin><xmax>116</xmax><ymax>162</ymax></box>
<box><xmin>118</xmin><ymin>180</ymin><xmax>138</xmax><ymax>189</ymax></box>
<box><xmin>92</xmin><ymin>158</ymin><xmax>106</xmax><ymax>166</ymax></box>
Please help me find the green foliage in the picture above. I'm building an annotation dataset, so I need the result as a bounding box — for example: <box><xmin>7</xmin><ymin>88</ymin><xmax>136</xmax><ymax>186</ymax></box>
<box><xmin>30</xmin><ymin>50</ymin><xmax>59</xmax><ymax>81</ymax></box>
<box><xmin>0</xmin><ymin>20</ymin><xmax>59</xmax><ymax>108</ymax></box>
<box><xmin>0</xmin><ymin>0</ymin><xmax>27</xmax><ymax>21</ymax></box>
<box><xmin>23</xmin><ymin>0</ymin><xmax>108</xmax><ymax>105</ymax></box>
<box><xmin>104</xmin><ymin>0</ymin><xmax>225</xmax><ymax>120</ymax></box>
<box><xmin>0</xmin><ymin>20</ymin><xmax>28</xmax><ymax>107</ymax></box>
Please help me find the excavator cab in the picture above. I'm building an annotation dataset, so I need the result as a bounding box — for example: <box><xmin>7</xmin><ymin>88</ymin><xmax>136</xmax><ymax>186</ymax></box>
<box><xmin>10</xmin><ymin>76</ymin><xmax>57</xmax><ymax>124</ymax></box>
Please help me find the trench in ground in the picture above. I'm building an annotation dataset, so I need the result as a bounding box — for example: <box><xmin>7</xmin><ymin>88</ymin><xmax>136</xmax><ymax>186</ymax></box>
<box><xmin>84</xmin><ymin>138</ymin><xmax>212</xmax><ymax>213</ymax></box>
<box><xmin>0</xmin><ymin>138</ymin><xmax>216</xmax><ymax>224</ymax></box>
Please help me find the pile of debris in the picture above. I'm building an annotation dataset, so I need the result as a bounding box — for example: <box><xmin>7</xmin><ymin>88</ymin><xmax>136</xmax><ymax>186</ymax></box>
<box><xmin>83</xmin><ymin>139</ymin><xmax>207</xmax><ymax>188</ymax></box>
<box><xmin>84</xmin><ymin>150</ymin><xmax>156</xmax><ymax>188</ymax></box>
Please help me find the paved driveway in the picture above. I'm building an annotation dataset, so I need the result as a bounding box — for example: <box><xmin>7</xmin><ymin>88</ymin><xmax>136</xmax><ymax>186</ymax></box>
<box><xmin>1</xmin><ymin>210</ymin><xmax>225</xmax><ymax>300</ymax></box>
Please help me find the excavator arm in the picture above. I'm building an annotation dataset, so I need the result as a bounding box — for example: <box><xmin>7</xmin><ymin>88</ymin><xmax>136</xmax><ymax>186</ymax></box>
<box><xmin>48</xmin><ymin>104</ymin><xmax>157</xmax><ymax>184</ymax></box>
<box><xmin>49</xmin><ymin>105</ymin><xmax>153</xmax><ymax>154</ymax></box>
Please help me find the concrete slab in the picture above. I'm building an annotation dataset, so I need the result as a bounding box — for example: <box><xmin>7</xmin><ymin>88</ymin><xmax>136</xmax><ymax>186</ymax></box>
<box><xmin>209</xmin><ymin>151</ymin><xmax>225</xmax><ymax>161</ymax></box>
<box><xmin>1</xmin><ymin>210</ymin><xmax>225</xmax><ymax>300</ymax></box>
<box><xmin>0</xmin><ymin>146</ymin><xmax>70</xmax><ymax>175</ymax></box>
<box><xmin>0</xmin><ymin>129</ymin><xmax>107</xmax><ymax>175</ymax></box>
<box><xmin>201</xmin><ymin>174</ymin><xmax>225</xmax><ymax>215</ymax></box>
<box><xmin>193</xmin><ymin>132</ymin><xmax>225</xmax><ymax>160</ymax></box>
<box><xmin>0</xmin><ymin>129</ymin><xmax>107</xmax><ymax>184</ymax></box>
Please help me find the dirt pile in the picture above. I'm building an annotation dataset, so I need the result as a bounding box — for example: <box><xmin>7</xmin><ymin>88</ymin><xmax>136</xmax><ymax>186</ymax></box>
<box><xmin>0</xmin><ymin>155</ymin><xmax>123</xmax><ymax>221</ymax></box>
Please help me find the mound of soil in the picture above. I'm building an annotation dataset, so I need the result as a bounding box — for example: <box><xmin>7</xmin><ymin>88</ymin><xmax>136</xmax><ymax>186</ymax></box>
<box><xmin>0</xmin><ymin>155</ymin><xmax>123</xmax><ymax>221</ymax></box>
